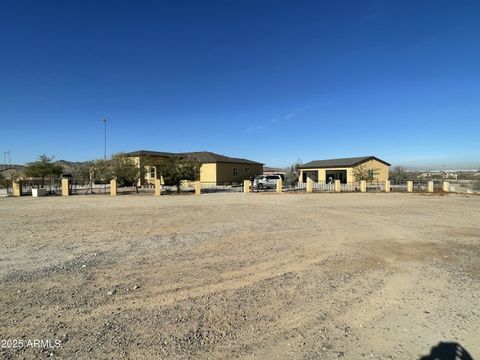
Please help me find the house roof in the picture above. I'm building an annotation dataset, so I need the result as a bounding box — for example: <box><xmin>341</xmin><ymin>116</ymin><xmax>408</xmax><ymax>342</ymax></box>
<box><xmin>125</xmin><ymin>150</ymin><xmax>177</xmax><ymax>157</ymax></box>
<box><xmin>126</xmin><ymin>150</ymin><xmax>263</xmax><ymax>165</ymax></box>
<box><xmin>300</xmin><ymin>156</ymin><xmax>391</xmax><ymax>169</ymax></box>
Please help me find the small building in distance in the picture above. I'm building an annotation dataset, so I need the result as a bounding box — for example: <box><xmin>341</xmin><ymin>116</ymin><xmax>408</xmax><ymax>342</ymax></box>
<box><xmin>126</xmin><ymin>150</ymin><xmax>263</xmax><ymax>186</ymax></box>
<box><xmin>263</xmin><ymin>166</ymin><xmax>286</xmax><ymax>177</ymax></box>
<box><xmin>298</xmin><ymin>156</ymin><xmax>390</xmax><ymax>184</ymax></box>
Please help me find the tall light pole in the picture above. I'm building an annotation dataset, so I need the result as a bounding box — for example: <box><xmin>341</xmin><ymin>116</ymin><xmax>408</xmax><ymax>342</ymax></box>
<box><xmin>102</xmin><ymin>118</ymin><xmax>107</xmax><ymax>194</ymax></box>
<box><xmin>102</xmin><ymin>118</ymin><xmax>107</xmax><ymax>162</ymax></box>
<box><xmin>3</xmin><ymin>151</ymin><xmax>10</xmax><ymax>171</ymax></box>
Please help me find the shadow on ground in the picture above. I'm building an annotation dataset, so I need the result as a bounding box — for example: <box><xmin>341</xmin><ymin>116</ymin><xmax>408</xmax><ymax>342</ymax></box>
<box><xmin>420</xmin><ymin>342</ymin><xmax>474</xmax><ymax>360</ymax></box>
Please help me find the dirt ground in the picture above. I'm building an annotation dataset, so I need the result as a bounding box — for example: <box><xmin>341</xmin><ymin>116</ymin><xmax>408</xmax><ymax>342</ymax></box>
<box><xmin>0</xmin><ymin>193</ymin><xmax>479</xmax><ymax>359</ymax></box>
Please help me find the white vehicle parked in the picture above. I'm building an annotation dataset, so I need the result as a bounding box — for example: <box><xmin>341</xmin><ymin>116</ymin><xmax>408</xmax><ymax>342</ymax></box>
<box><xmin>253</xmin><ymin>174</ymin><xmax>284</xmax><ymax>189</ymax></box>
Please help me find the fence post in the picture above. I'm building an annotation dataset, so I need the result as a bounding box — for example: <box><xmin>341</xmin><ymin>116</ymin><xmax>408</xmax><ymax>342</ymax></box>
<box><xmin>334</xmin><ymin>180</ymin><xmax>341</xmax><ymax>192</ymax></box>
<box><xmin>427</xmin><ymin>181</ymin><xmax>434</xmax><ymax>193</ymax></box>
<box><xmin>306</xmin><ymin>178</ymin><xmax>313</xmax><ymax>193</ymax></box>
<box><xmin>110</xmin><ymin>179</ymin><xmax>117</xmax><ymax>196</ymax></box>
<box><xmin>385</xmin><ymin>180</ymin><xmax>390</xmax><ymax>193</ymax></box>
<box><xmin>407</xmin><ymin>181</ymin><xmax>413</xmax><ymax>193</ymax></box>
<box><xmin>360</xmin><ymin>180</ymin><xmax>366</xmax><ymax>193</ymax></box>
<box><xmin>442</xmin><ymin>181</ymin><xmax>449</xmax><ymax>193</ymax></box>
<box><xmin>12</xmin><ymin>179</ymin><xmax>22</xmax><ymax>197</ymax></box>
<box><xmin>154</xmin><ymin>179</ymin><xmax>162</xmax><ymax>196</ymax></box>
<box><xmin>243</xmin><ymin>180</ymin><xmax>252</xmax><ymax>193</ymax></box>
<box><xmin>195</xmin><ymin>181</ymin><xmax>201</xmax><ymax>195</ymax></box>
<box><xmin>276</xmin><ymin>179</ymin><xmax>283</xmax><ymax>193</ymax></box>
<box><xmin>61</xmin><ymin>178</ymin><xmax>70</xmax><ymax>196</ymax></box>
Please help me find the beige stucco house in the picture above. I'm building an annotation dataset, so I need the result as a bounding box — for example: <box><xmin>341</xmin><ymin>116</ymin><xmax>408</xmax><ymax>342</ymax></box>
<box><xmin>126</xmin><ymin>150</ymin><xmax>263</xmax><ymax>186</ymax></box>
<box><xmin>299</xmin><ymin>156</ymin><xmax>390</xmax><ymax>184</ymax></box>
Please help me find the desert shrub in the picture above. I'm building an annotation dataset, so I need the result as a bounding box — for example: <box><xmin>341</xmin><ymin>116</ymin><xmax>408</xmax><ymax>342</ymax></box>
<box><xmin>284</xmin><ymin>161</ymin><xmax>302</xmax><ymax>187</ymax></box>
<box><xmin>24</xmin><ymin>155</ymin><xmax>62</xmax><ymax>188</ymax></box>
<box><xmin>160</xmin><ymin>157</ymin><xmax>199</xmax><ymax>192</ymax></box>
<box><xmin>109</xmin><ymin>153</ymin><xmax>141</xmax><ymax>188</ymax></box>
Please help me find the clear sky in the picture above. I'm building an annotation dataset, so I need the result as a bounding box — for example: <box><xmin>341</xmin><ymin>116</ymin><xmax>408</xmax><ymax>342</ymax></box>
<box><xmin>1</xmin><ymin>0</ymin><xmax>479</xmax><ymax>169</ymax></box>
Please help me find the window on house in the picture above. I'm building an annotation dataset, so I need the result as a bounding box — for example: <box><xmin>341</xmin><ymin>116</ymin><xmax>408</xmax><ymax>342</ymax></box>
<box><xmin>246</xmin><ymin>167</ymin><xmax>250</xmax><ymax>173</ymax></box>
<box><xmin>368</xmin><ymin>169</ymin><xmax>374</xmax><ymax>179</ymax></box>
<box><xmin>233</xmin><ymin>168</ymin><xmax>238</xmax><ymax>176</ymax></box>
<box><xmin>150</xmin><ymin>167</ymin><xmax>156</xmax><ymax>179</ymax></box>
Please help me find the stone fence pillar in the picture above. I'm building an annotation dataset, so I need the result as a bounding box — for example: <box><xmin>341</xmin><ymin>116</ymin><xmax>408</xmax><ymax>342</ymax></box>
<box><xmin>276</xmin><ymin>179</ymin><xmax>283</xmax><ymax>193</ymax></box>
<box><xmin>12</xmin><ymin>180</ymin><xmax>22</xmax><ymax>197</ymax></box>
<box><xmin>334</xmin><ymin>180</ymin><xmax>341</xmax><ymax>192</ymax></box>
<box><xmin>154</xmin><ymin>179</ymin><xmax>162</xmax><ymax>196</ymax></box>
<box><xmin>407</xmin><ymin>181</ymin><xmax>413</xmax><ymax>193</ymax></box>
<box><xmin>443</xmin><ymin>181</ymin><xmax>449</xmax><ymax>192</ymax></box>
<box><xmin>427</xmin><ymin>181</ymin><xmax>434</xmax><ymax>193</ymax></box>
<box><xmin>360</xmin><ymin>180</ymin><xmax>367</xmax><ymax>193</ymax></box>
<box><xmin>195</xmin><ymin>181</ymin><xmax>201</xmax><ymax>195</ymax></box>
<box><xmin>61</xmin><ymin>178</ymin><xmax>70</xmax><ymax>196</ymax></box>
<box><xmin>385</xmin><ymin>180</ymin><xmax>391</xmax><ymax>193</ymax></box>
<box><xmin>306</xmin><ymin>178</ymin><xmax>313</xmax><ymax>193</ymax></box>
<box><xmin>243</xmin><ymin>180</ymin><xmax>252</xmax><ymax>193</ymax></box>
<box><xmin>110</xmin><ymin>179</ymin><xmax>117</xmax><ymax>196</ymax></box>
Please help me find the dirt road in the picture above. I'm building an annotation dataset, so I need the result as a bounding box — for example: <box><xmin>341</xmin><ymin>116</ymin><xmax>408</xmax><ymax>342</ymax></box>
<box><xmin>1</xmin><ymin>193</ymin><xmax>479</xmax><ymax>359</ymax></box>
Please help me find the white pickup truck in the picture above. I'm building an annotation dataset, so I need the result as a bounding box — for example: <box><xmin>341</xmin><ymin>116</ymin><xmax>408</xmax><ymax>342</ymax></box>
<box><xmin>253</xmin><ymin>174</ymin><xmax>284</xmax><ymax>189</ymax></box>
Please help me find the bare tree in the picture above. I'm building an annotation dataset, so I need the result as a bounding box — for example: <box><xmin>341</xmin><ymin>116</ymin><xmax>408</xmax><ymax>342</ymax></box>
<box><xmin>352</xmin><ymin>165</ymin><xmax>379</xmax><ymax>182</ymax></box>
<box><xmin>73</xmin><ymin>161</ymin><xmax>96</xmax><ymax>193</ymax></box>
<box><xmin>284</xmin><ymin>160</ymin><xmax>302</xmax><ymax>188</ymax></box>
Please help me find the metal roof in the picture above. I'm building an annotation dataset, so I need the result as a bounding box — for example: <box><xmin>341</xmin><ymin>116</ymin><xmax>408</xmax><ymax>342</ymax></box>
<box><xmin>125</xmin><ymin>150</ymin><xmax>263</xmax><ymax>165</ymax></box>
<box><xmin>301</xmin><ymin>156</ymin><xmax>390</xmax><ymax>169</ymax></box>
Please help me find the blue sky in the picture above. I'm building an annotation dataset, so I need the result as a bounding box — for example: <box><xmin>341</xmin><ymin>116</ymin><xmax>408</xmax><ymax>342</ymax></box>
<box><xmin>1</xmin><ymin>0</ymin><xmax>479</xmax><ymax>169</ymax></box>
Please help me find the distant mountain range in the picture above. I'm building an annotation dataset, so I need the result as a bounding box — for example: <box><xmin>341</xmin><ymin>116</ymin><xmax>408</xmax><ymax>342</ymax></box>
<box><xmin>0</xmin><ymin>160</ymin><xmax>83</xmax><ymax>177</ymax></box>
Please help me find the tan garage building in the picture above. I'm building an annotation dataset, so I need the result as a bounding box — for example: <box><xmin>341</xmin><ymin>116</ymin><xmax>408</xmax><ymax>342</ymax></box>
<box><xmin>126</xmin><ymin>150</ymin><xmax>263</xmax><ymax>186</ymax></box>
<box><xmin>299</xmin><ymin>156</ymin><xmax>390</xmax><ymax>184</ymax></box>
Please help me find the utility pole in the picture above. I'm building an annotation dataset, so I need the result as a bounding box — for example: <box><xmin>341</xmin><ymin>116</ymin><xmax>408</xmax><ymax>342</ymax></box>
<box><xmin>102</xmin><ymin>118</ymin><xmax>107</xmax><ymax>194</ymax></box>
<box><xmin>3</xmin><ymin>151</ymin><xmax>10</xmax><ymax>170</ymax></box>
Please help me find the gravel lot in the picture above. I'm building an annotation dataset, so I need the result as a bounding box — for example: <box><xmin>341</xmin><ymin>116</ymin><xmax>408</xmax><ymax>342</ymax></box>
<box><xmin>0</xmin><ymin>193</ymin><xmax>479</xmax><ymax>359</ymax></box>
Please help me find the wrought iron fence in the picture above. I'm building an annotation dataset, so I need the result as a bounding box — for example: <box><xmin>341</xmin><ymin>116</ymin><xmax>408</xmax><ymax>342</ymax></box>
<box><xmin>341</xmin><ymin>182</ymin><xmax>358</xmax><ymax>192</ymax></box>
<box><xmin>390</xmin><ymin>179</ymin><xmax>408</xmax><ymax>192</ymax></box>
<box><xmin>201</xmin><ymin>182</ymin><xmax>243</xmax><ymax>194</ymax></box>
<box><xmin>313</xmin><ymin>181</ymin><xmax>335</xmax><ymax>192</ymax></box>
<box><xmin>366</xmin><ymin>180</ymin><xmax>385</xmax><ymax>192</ymax></box>
<box><xmin>288</xmin><ymin>182</ymin><xmax>306</xmax><ymax>192</ymax></box>
<box><xmin>413</xmin><ymin>180</ymin><xmax>428</xmax><ymax>192</ymax></box>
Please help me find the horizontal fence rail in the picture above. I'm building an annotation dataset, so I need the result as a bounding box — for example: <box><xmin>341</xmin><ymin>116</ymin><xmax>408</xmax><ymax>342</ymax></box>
<box><xmin>366</xmin><ymin>180</ymin><xmax>385</xmax><ymax>192</ymax></box>
<box><xmin>340</xmin><ymin>182</ymin><xmax>357</xmax><ymax>192</ymax></box>
<box><xmin>313</xmin><ymin>181</ymin><xmax>335</xmax><ymax>192</ymax></box>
